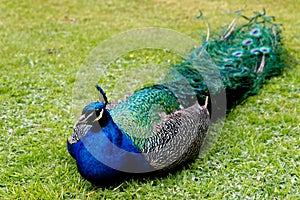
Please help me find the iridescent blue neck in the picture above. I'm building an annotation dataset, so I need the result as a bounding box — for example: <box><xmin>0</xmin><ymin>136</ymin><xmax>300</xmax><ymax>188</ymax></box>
<box><xmin>70</xmin><ymin>109</ymin><xmax>153</xmax><ymax>184</ymax></box>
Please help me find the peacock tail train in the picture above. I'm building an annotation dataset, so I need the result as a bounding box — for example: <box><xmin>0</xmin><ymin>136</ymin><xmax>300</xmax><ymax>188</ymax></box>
<box><xmin>175</xmin><ymin>9</ymin><xmax>286</xmax><ymax>111</ymax></box>
<box><xmin>67</xmin><ymin>10</ymin><xmax>287</xmax><ymax>185</ymax></box>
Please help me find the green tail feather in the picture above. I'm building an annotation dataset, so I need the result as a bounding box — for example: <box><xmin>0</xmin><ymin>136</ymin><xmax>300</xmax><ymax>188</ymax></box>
<box><xmin>109</xmin><ymin>10</ymin><xmax>287</xmax><ymax>150</ymax></box>
<box><xmin>175</xmin><ymin>9</ymin><xmax>287</xmax><ymax>111</ymax></box>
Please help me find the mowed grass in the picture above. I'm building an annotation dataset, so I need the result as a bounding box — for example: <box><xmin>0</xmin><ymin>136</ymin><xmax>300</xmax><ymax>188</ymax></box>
<box><xmin>0</xmin><ymin>0</ymin><xmax>299</xmax><ymax>199</ymax></box>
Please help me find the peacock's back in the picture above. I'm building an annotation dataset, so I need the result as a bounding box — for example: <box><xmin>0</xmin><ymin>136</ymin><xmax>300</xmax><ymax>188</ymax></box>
<box><xmin>109</xmin><ymin>84</ymin><xmax>210</xmax><ymax>170</ymax></box>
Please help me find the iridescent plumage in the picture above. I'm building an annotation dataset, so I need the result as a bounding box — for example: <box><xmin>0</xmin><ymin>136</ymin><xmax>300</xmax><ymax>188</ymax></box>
<box><xmin>67</xmin><ymin>10</ymin><xmax>287</xmax><ymax>185</ymax></box>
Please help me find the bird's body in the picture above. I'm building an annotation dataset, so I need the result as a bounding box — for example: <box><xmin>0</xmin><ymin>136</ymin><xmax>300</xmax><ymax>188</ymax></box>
<box><xmin>67</xmin><ymin>10</ymin><xmax>287</xmax><ymax>185</ymax></box>
<box><xmin>68</xmin><ymin>85</ymin><xmax>209</xmax><ymax>184</ymax></box>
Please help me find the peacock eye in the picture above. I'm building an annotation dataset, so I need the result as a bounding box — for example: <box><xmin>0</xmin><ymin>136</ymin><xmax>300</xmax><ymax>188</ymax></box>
<box><xmin>249</xmin><ymin>28</ymin><xmax>261</xmax><ymax>37</ymax></box>
<box><xmin>232</xmin><ymin>50</ymin><xmax>243</xmax><ymax>57</ymax></box>
<box><xmin>223</xmin><ymin>58</ymin><xmax>234</xmax><ymax>63</ymax></box>
<box><xmin>260</xmin><ymin>46</ymin><xmax>271</xmax><ymax>54</ymax></box>
<box><xmin>250</xmin><ymin>48</ymin><xmax>260</xmax><ymax>55</ymax></box>
<box><xmin>94</xmin><ymin>109</ymin><xmax>104</xmax><ymax>122</ymax></box>
<box><xmin>242</xmin><ymin>38</ymin><xmax>253</xmax><ymax>45</ymax></box>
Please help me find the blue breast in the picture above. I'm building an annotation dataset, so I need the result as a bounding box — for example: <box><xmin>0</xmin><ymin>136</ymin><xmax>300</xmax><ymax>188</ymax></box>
<box><xmin>69</xmin><ymin>118</ymin><xmax>154</xmax><ymax>184</ymax></box>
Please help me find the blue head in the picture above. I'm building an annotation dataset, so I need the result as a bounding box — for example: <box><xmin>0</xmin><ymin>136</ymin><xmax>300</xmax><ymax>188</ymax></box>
<box><xmin>81</xmin><ymin>102</ymin><xmax>107</xmax><ymax>126</ymax></box>
<box><xmin>67</xmin><ymin>85</ymin><xmax>110</xmax><ymax>158</ymax></box>
<box><xmin>78</xmin><ymin>84</ymin><xmax>110</xmax><ymax>127</ymax></box>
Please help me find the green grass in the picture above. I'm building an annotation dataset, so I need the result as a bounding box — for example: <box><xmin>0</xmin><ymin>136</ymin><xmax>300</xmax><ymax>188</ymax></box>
<box><xmin>1</xmin><ymin>0</ymin><xmax>299</xmax><ymax>199</ymax></box>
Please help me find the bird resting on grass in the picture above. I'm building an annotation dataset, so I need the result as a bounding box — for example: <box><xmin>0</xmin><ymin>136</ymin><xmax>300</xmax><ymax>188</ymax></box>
<box><xmin>67</xmin><ymin>9</ymin><xmax>287</xmax><ymax>185</ymax></box>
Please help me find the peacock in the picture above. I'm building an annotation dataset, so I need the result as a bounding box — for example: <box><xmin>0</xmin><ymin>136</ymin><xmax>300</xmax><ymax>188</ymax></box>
<box><xmin>67</xmin><ymin>10</ymin><xmax>287</xmax><ymax>185</ymax></box>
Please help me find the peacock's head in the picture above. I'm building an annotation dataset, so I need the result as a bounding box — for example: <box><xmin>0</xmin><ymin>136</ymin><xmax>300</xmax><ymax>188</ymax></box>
<box><xmin>80</xmin><ymin>101</ymin><xmax>106</xmax><ymax>124</ymax></box>
<box><xmin>68</xmin><ymin>85</ymin><xmax>109</xmax><ymax>147</ymax></box>
<box><xmin>76</xmin><ymin>85</ymin><xmax>110</xmax><ymax>127</ymax></box>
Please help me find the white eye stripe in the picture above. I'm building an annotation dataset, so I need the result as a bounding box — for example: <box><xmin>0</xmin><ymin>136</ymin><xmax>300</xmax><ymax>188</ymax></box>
<box><xmin>94</xmin><ymin>109</ymin><xmax>104</xmax><ymax>122</ymax></box>
<box><xmin>99</xmin><ymin>109</ymin><xmax>104</xmax><ymax>118</ymax></box>
<box><xmin>74</xmin><ymin>112</ymin><xmax>94</xmax><ymax>126</ymax></box>
<box><xmin>85</xmin><ymin>112</ymin><xmax>95</xmax><ymax>121</ymax></box>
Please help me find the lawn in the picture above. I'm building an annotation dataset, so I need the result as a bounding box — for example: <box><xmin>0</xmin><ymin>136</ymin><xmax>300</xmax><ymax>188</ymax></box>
<box><xmin>0</xmin><ymin>0</ymin><xmax>299</xmax><ymax>199</ymax></box>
